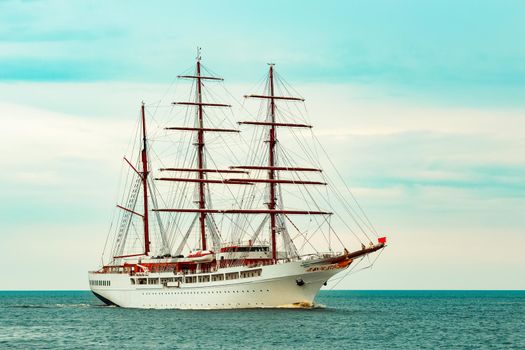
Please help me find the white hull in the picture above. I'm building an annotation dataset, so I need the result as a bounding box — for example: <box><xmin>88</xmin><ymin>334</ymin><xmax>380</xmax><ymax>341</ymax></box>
<box><xmin>88</xmin><ymin>258</ymin><xmax>349</xmax><ymax>309</ymax></box>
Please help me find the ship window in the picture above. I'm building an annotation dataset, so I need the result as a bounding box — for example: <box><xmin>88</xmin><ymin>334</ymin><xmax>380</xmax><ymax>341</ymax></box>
<box><xmin>198</xmin><ymin>275</ymin><xmax>210</xmax><ymax>283</ymax></box>
<box><xmin>225</xmin><ymin>272</ymin><xmax>239</xmax><ymax>280</ymax></box>
<box><xmin>240</xmin><ymin>269</ymin><xmax>262</xmax><ymax>279</ymax></box>
<box><xmin>211</xmin><ymin>274</ymin><xmax>224</xmax><ymax>282</ymax></box>
<box><xmin>161</xmin><ymin>278</ymin><xmax>173</xmax><ymax>286</ymax></box>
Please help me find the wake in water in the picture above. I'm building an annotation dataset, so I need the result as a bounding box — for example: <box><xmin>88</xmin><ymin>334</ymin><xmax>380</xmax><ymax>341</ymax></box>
<box><xmin>10</xmin><ymin>303</ymin><xmax>92</xmax><ymax>309</ymax></box>
<box><xmin>271</xmin><ymin>301</ymin><xmax>327</xmax><ymax>309</ymax></box>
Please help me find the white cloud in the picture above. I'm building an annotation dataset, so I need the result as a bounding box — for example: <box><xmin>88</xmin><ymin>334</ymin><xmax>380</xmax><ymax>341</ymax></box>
<box><xmin>1</xmin><ymin>101</ymin><xmax>130</xmax><ymax>188</ymax></box>
<box><xmin>1</xmin><ymin>81</ymin><xmax>524</xmax><ymax>289</ymax></box>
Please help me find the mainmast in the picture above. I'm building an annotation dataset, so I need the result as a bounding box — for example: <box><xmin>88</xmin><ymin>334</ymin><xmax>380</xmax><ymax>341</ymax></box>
<box><xmin>267</xmin><ymin>65</ymin><xmax>278</xmax><ymax>262</ymax></box>
<box><xmin>158</xmin><ymin>53</ymin><xmax>237</xmax><ymax>252</ymax></box>
<box><xmin>141</xmin><ymin>102</ymin><xmax>150</xmax><ymax>255</ymax></box>
<box><xmin>195</xmin><ymin>57</ymin><xmax>207</xmax><ymax>251</ymax></box>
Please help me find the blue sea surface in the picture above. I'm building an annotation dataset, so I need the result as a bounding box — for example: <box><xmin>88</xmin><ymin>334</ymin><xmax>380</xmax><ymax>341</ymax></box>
<box><xmin>0</xmin><ymin>290</ymin><xmax>523</xmax><ymax>349</ymax></box>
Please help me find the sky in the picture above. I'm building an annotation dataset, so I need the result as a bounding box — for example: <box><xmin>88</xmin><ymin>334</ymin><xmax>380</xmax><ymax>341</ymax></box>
<box><xmin>0</xmin><ymin>0</ymin><xmax>524</xmax><ymax>290</ymax></box>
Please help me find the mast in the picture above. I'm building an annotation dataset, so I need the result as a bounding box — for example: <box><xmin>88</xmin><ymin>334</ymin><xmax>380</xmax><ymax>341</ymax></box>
<box><xmin>157</xmin><ymin>62</ymin><xmax>331</xmax><ymax>262</ymax></box>
<box><xmin>196</xmin><ymin>57</ymin><xmax>207</xmax><ymax>251</ymax></box>
<box><xmin>268</xmin><ymin>65</ymin><xmax>278</xmax><ymax>262</ymax></box>
<box><xmin>160</xmin><ymin>52</ymin><xmax>231</xmax><ymax>252</ymax></box>
<box><xmin>141</xmin><ymin>102</ymin><xmax>150</xmax><ymax>255</ymax></box>
<box><xmin>239</xmin><ymin>65</ymin><xmax>322</xmax><ymax>264</ymax></box>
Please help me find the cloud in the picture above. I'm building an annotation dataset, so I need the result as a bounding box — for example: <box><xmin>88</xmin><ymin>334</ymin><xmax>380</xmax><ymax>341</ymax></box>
<box><xmin>0</xmin><ymin>223</ymin><xmax>107</xmax><ymax>290</ymax></box>
<box><xmin>0</xmin><ymin>102</ymin><xmax>132</xmax><ymax>227</ymax></box>
<box><xmin>1</xmin><ymin>77</ymin><xmax>524</xmax><ymax>289</ymax></box>
<box><xmin>0</xmin><ymin>0</ymin><xmax>524</xmax><ymax>108</ymax></box>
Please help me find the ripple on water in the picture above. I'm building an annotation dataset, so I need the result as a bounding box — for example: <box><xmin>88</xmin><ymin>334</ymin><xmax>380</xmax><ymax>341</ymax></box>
<box><xmin>0</xmin><ymin>290</ymin><xmax>523</xmax><ymax>350</ymax></box>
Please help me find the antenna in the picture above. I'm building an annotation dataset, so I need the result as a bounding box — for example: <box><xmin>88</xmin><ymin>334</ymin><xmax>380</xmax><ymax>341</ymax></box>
<box><xmin>196</xmin><ymin>47</ymin><xmax>202</xmax><ymax>61</ymax></box>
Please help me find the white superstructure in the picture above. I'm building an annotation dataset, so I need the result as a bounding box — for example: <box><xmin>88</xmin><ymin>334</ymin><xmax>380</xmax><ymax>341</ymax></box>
<box><xmin>90</xmin><ymin>255</ymin><xmax>337</xmax><ymax>309</ymax></box>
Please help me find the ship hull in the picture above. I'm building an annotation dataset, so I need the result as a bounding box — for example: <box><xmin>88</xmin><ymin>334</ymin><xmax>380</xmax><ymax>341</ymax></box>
<box><xmin>88</xmin><ymin>257</ymin><xmax>350</xmax><ymax>309</ymax></box>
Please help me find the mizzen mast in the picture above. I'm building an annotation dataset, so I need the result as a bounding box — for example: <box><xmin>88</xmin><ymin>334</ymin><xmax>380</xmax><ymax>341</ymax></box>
<box><xmin>141</xmin><ymin>102</ymin><xmax>150</xmax><ymax>255</ymax></box>
<box><xmin>114</xmin><ymin>102</ymin><xmax>151</xmax><ymax>258</ymax></box>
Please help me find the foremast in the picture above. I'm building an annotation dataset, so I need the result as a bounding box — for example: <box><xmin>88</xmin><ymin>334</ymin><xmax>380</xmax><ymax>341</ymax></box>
<box><xmin>238</xmin><ymin>64</ymin><xmax>326</xmax><ymax>262</ymax></box>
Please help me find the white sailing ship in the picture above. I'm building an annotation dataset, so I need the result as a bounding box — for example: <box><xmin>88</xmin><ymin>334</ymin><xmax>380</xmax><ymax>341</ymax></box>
<box><xmin>88</xmin><ymin>53</ymin><xmax>386</xmax><ymax>309</ymax></box>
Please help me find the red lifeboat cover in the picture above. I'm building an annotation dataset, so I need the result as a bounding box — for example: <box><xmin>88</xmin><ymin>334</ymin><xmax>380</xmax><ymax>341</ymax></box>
<box><xmin>188</xmin><ymin>250</ymin><xmax>213</xmax><ymax>258</ymax></box>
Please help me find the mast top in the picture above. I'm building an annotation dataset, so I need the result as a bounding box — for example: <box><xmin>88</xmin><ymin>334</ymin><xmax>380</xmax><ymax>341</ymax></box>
<box><xmin>197</xmin><ymin>47</ymin><xmax>202</xmax><ymax>62</ymax></box>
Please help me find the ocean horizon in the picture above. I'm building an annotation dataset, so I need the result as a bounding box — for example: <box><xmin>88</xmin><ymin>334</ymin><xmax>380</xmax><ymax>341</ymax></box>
<box><xmin>1</xmin><ymin>290</ymin><xmax>523</xmax><ymax>349</ymax></box>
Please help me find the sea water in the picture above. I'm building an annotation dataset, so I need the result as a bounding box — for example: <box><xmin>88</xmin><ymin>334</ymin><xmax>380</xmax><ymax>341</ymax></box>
<box><xmin>0</xmin><ymin>290</ymin><xmax>523</xmax><ymax>349</ymax></box>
